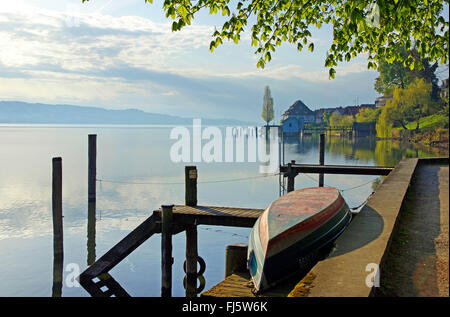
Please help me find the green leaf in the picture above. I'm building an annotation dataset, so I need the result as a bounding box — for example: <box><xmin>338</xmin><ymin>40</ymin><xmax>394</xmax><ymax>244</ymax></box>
<box><xmin>257</xmin><ymin>58</ymin><xmax>265</xmax><ymax>69</ymax></box>
<box><xmin>222</xmin><ymin>7</ymin><xmax>230</xmax><ymax>16</ymax></box>
<box><xmin>128</xmin><ymin>0</ymin><xmax>450</xmax><ymax>80</ymax></box>
<box><xmin>177</xmin><ymin>5</ymin><xmax>187</xmax><ymax>20</ymax></box>
<box><xmin>329</xmin><ymin>68</ymin><xmax>336</xmax><ymax>79</ymax></box>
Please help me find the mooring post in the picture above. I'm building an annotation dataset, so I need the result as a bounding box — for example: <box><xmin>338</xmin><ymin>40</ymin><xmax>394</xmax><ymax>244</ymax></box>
<box><xmin>185</xmin><ymin>165</ymin><xmax>199</xmax><ymax>296</ymax></box>
<box><xmin>224</xmin><ymin>244</ymin><xmax>248</xmax><ymax>278</ymax></box>
<box><xmin>161</xmin><ymin>204</ymin><xmax>174</xmax><ymax>297</ymax></box>
<box><xmin>88</xmin><ymin>134</ymin><xmax>97</xmax><ymax>203</ymax></box>
<box><xmin>52</xmin><ymin>157</ymin><xmax>64</xmax><ymax>257</ymax></box>
<box><xmin>185</xmin><ymin>225</ymin><xmax>198</xmax><ymax>297</ymax></box>
<box><xmin>185</xmin><ymin>166</ymin><xmax>197</xmax><ymax>206</ymax></box>
<box><xmin>52</xmin><ymin>157</ymin><xmax>63</xmax><ymax>297</ymax></box>
<box><xmin>87</xmin><ymin>135</ymin><xmax>97</xmax><ymax>266</ymax></box>
<box><xmin>287</xmin><ymin>160</ymin><xmax>296</xmax><ymax>192</ymax></box>
<box><xmin>319</xmin><ymin>134</ymin><xmax>325</xmax><ymax>187</ymax></box>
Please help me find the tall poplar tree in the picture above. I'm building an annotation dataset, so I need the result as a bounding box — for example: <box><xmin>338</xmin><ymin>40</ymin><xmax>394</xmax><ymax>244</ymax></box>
<box><xmin>261</xmin><ymin>86</ymin><xmax>274</xmax><ymax>127</ymax></box>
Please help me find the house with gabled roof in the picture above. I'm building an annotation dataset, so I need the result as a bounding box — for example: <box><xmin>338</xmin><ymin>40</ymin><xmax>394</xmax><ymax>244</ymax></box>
<box><xmin>282</xmin><ymin>100</ymin><xmax>315</xmax><ymax>135</ymax></box>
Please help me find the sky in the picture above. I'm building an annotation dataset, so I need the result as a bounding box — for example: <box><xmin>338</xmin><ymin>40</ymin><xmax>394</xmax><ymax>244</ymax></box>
<box><xmin>0</xmin><ymin>0</ymin><xmax>448</xmax><ymax>122</ymax></box>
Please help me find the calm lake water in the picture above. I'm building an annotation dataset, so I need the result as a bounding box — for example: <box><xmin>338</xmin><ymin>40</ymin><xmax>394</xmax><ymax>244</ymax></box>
<box><xmin>0</xmin><ymin>124</ymin><xmax>447</xmax><ymax>297</ymax></box>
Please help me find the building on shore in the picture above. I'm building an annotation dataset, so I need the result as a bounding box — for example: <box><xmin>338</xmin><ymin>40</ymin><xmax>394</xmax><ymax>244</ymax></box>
<box><xmin>314</xmin><ymin>104</ymin><xmax>376</xmax><ymax>123</ymax></box>
<box><xmin>375</xmin><ymin>96</ymin><xmax>392</xmax><ymax>107</ymax></box>
<box><xmin>282</xmin><ymin>100</ymin><xmax>378</xmax><ymax>135</ymax></box>
<box><xmin>282</xmin><ymin>100</ymin><xmax>315</xmax><ymax>135</ymax></box>
<box><xmin>314</xmin><ymin>108</ymin><xmax>335</xmax><ymax>123</ymax></box>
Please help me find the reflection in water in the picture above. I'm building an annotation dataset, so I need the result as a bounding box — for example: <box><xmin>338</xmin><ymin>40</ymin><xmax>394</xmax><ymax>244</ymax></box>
<box><xmin>87</xmin><ymin>201</ymin><xmax>96</xmax><ymax>266</ymax></box>
<box><xmin>287</xmin><ymin>134</ymin><xmax>447</xmax><ymax>167</ymax></box>
<box><xmin>52</xmin><ymin>245</ymin><xmax>63</xmax><ymax>297</ymax></box>
<box><xmin>52</xmin><ymin>212</ymin><xmax>64</xmax><ymax>297</ymax></box>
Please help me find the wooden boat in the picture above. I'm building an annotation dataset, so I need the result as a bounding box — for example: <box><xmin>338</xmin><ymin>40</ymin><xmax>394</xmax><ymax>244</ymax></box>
<box><xmin>247</xmin><ymin>187</ymin><xmax>352</xmax><ymax>293</ymax></box>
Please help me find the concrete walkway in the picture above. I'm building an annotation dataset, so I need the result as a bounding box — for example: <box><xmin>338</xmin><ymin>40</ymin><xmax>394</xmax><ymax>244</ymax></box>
<box><xmin>377</xmin><ymin>161</ymin><xmax>449</xmax><ymax>296</ymax></box>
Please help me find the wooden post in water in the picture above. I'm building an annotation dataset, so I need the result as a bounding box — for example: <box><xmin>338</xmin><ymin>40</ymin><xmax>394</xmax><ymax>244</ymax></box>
<box><xmin>52</xmin><ymin>157</ymin><xmax>63</xmax><ymax>297</ymax></box>
<box><xmin>161</xmin><ymin>204</ymin><xmax>174</xmax><ymax>297</ymax></box>
<box><xmin>224</xmin><ymin>244</ymin><xmax>248</xmax><ymax>278</ymax></box>
<box><xmin>87</xmin><ymin>135</ymin><xmax>97</xmax><ymax>266</ymax></box>
<box><xmin>185</xmin><ymin>225</ymin><xmax>198</xmax><ymax>297</ymax></box>
<box><xmin>88</xmin><ymin>134</ymin><xmax>97</xmax><ymax>204</ymax></box>
<box><xmin>185</xmin><ymin>166</ymin><xmax>197</xmax><ymax>206</ymax></box>
<box><xmin>185</xmin><ymin>165</ymin><xmax>198</xmax><ymax>296</ymax></box>
<box><xmin>319</xmin><ymin>134</ymin><xmax>325</xmax><ymax>187</ymax></box>
<box><xmin>287</xmin><ymin>160</ymin><xmax>295</xmax><ymax>192</ymax></box>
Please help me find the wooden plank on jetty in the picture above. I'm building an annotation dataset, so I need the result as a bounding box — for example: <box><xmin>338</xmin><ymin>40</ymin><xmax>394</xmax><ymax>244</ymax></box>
<box><xmin>280</xmin><ymin>163</ymin><xmax>393</xmax><ymax>176</ymax></box>
<box><xmin>153</xmin><ymin>205</ymin><xmax>264</xmax><ymax>228</ymax></box>
<box><xmin>201</xmin><ymin>271</ymin><xmax>315</xmax><ymax>297</ymax></box>
<box><xmin>201</xmin><ymin>272</ymin><xmax>256</xmax><ymax>297</ymax></box>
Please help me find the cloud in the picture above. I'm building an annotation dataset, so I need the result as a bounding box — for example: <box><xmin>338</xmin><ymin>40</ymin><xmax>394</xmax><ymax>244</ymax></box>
<box><xmin>218</xmin><ymin>60</ymin><xmax>372</xmax><ymax>83</ymax></box>
<box><xmin>0</xmin><ymin>7</ymin><xmax>213</xmax><ymax>71</ymax></box>
<box><xmin>0</xmin><ymin>5</ymin><xmax>378</xmax><ymax>120</ymax></box>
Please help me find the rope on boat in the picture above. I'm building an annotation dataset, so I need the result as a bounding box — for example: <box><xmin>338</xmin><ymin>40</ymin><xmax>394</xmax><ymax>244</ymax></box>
<box><xmin>348</xmin><ymin>192</ymin><xmax>375</xmax><ymax>211</ymax></box>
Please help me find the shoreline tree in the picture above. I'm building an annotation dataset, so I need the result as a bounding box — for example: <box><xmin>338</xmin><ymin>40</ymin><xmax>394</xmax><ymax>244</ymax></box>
<box><xmin>355</xmin><ymin>107</ymin><xmax>381</xmax><ymax>123</ymax></box>
<box><xmin>376</xmin><ymin>78</ymin><xmax>438</xmax><ymax>137</ymax></box>
<box><xmin>374</xmin><ymin>48</ymin><xmax>441</xmax><ymax>100</ymax></box>
<box><xmin>261</xmin><ymin>86</ymin><xmax>274</xmax><ymax>128</ymax></box>
<box><xmin>328</xmin><ymin>111</ymin><xmax>354</xmax><ymax>128</ymax></box>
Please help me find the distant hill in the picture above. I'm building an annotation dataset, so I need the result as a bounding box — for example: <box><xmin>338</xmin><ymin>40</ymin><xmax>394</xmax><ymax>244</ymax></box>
<box><xmin>0</xmin><ymin>101</ymin><xmax>256</xmax><ymax>126</ymax></box>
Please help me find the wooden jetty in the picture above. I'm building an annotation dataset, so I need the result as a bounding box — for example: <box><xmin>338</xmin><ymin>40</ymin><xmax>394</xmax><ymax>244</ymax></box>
<box><xmin>300</xmin><ymin>126</ymin><xmax>353</xmax><ymax>137</ymax></box>
<box><xmin>76</xmin><ymin>133</ymin><xmax>401</xmax><ymax>297</ymax></box>
<box><xmin>78</xmin><ymin>151</ymin><xmax>266</xmax><ymax>297</ymax></box>
<box><xmin>78</xmin><ymin>201</ymin><xmax>264</xmax><ymax>297</ymax></box>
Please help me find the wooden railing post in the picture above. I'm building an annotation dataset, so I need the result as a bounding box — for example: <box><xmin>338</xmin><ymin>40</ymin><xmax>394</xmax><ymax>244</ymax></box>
<box><xmin>185</xmin><ymin>166</ymin><xmax>197</xmax><ymax>206</ymax></box>
<box><xmin>287</xmin><ymin>160</ymin><xmax>296</xmax><ymax>192</ymax></box>
<box><xmin>161</xmin><ymin>204</ymin><xmax>174</xmax><ymax>297</ymax></box>
<box><xmin>185</xmin><ymin>225</ymin><xmax>198</xmax><ymax>297</ymax></box>
<box><xmin>319</xmin><ymin>134</ymin><xmax>325</xmax><ymax>187</ymax></box>
<box><xmin>52</xmin><ymin>157</ymin><xmax>63</xmax><ymax>297</ymax></box>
